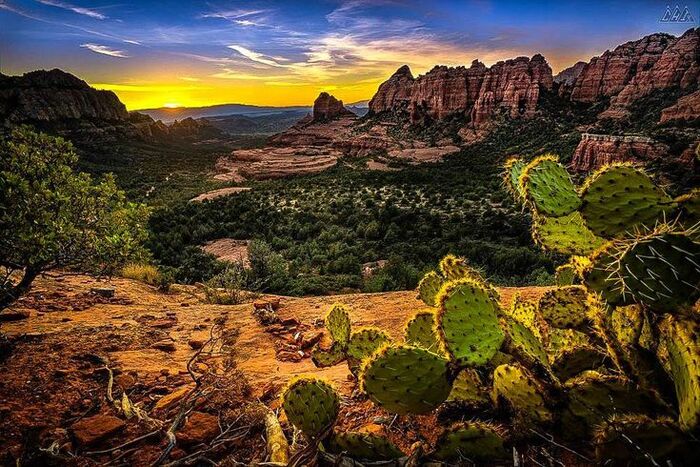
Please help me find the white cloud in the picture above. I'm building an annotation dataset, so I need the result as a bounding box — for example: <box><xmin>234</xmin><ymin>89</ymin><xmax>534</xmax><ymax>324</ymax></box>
<box><xmin>38</xmin><ymin>0</ymin><xmax>107</xmax><ymax>20</ymax></box>
<box><xmin>228</xmin><ymin>45</ymin><xmax>287</xmax><ymax>67</ymax></box>
<box><xmin>80</xmin><ymin>43</ymin><xmax>129</xmax><ymax>58</ymax></box>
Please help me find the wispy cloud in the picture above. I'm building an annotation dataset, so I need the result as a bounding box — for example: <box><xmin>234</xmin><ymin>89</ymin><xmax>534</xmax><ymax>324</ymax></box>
<box><xmin>37</xmin><ymin>0</ymin><xmax>107</xmax><ymax>20</ymax></box>
<box><xmin>80</xmin><ymin>43</ymin><xmax>129</xmax><ymax>58</ymax></box>
<box><xmin>201</xmin><ymin>8</ymin><xmax>270</xmax><ymax>27</ymax></box>
<box><xmin>228</xmin><ymin>45</ymin><xmax>288</xmax><ymax>67</ymax></box>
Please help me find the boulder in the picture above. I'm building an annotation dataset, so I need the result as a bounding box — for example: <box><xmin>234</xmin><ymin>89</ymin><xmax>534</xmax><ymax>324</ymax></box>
<box><xmin>70</xmin><ymin>414</ymin><xmax>126</xmax><ymax>446</ymax></box>
<box><xmin>176</xmin><ymin>411</ymin><xmax>219</xmax><ymax>446</ymax></box>
<box><xmin>0</xmin><ymin>310</ymin><xmax>30</xmax><ymax>322</ymax></box>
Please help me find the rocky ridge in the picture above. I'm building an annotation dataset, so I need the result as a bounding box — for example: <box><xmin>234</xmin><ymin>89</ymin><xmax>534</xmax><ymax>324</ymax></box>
<box><xmin>368</xmin><ymin>55</ymin><xmax>553</xmax><ymax>128</ymax></box>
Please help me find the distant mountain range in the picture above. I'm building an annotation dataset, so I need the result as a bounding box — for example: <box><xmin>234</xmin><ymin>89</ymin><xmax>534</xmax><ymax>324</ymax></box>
<box><xmin>139</xmin><ymin>99</ymin><xmax>369</xmax><ymax>123</ymax></box>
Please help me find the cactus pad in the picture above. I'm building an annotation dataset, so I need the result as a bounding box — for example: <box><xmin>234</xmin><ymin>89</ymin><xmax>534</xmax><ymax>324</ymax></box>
<box><xmin>325</xmin><ymin>303</ymin><xmax>351</xmax><ymax>348</ymax></box>
<box><xmin>676</xmin><ymin>188</ymin><xmax>700</xmax><ymax>231</ymax></box>
<box><xmin>504</xmin><ymin>157</ymin><xmax>527</xmax><ymax>202</ymax></box>
<box><xmin>505</xmin><ymin>294</ymin><xmax>544</xmax><ymax>339</ymax></box>
<box><xmin>327</xmin><ymin>431</ymin><xmax>404</xmax><ymax>461</ymax></box>
<box><xmin>552</xmin><ymin>345</ymin><xmax>606</xmax><ymax>380</ymax></box>
<box><xmin>436</xmin><ymin>279</ymin><xmax>504</xmax><ymax>366</ymax></box>
<box><xmin>360</xmin><ymin>344</ymin><xmax>451</xmax><ymax>415</ymax></box>
<box><xmin>439</xmin><ymin>254</ymin><xmax>484</xmax><ymax>282</ymax></box>
<box><xmin>565</xmin><ymin>371</ymin><xmax>663</xmax><ymax>430</ymax></box>
<box><xmin>555</xmin><ymin>264</ymin><xmax>576</xmax><ymax>286</ymax></box>
<box><xmin>492</xmin><ymin>364</ymin><xmax>552</xmax><ymax>422</ymax></box>
<box><xmin>501</xmin><ymin>317</ymin><xmax>550</xmax><ymax>371</ymax></box>
<box><xmin>520</xmin><ymin>155</ymin><xmax>581</xmax><ymax>217</ymax></box>
<box><xmin>532</xmin><ymin>211</ymin><xmax>605</xmax><ymax>255</ymax></box>
<box><xmin>448</xmin><ymin>369</ymin><xmax>488</xmax><ymax>404</ymax></box>
<box><xmin>346</xmin><ymin>327</ymin><xmax>390</xmax><ymax>373</ymax></box>
<box><xmin>404</xmin><ymin>310</ymin><xmax>440</xmax><ymax>353</ymax></box>
<box><xmin>282</xmin><ymin>377</ymin><xmax>339</xmax><ymax>440</ymax></box>
<box><xmin>547</xmin><ymin>328</ymin><xmax>591</xmax><ymax>356</ymax></box>
<box><xmin>610</xmin><ymin>305</ymin><xmax>644</xmax><ymax>347</ymax></box>
<box><xmin>580</xmin><ymin>165</ymin><xmax>673</xmax><ymax>238</ymax></box>
<box><xmin>311</xmin><ymin>342</ymin><xmax>346</xmax><ymax>368</ymax></box>
<box><xmin>417</xmin><ymin>271</ymin><xmax>443</xmax><ymax>307</ymax></box>
<box><xmin>582</xmin><ymin>244</ymin><xmax>626</xmax><ymax>305</ymax></box>
<box><xmin>613</xmin><ymin>231</ymin><xmax>700</xmax><ymax>311</ymax></box>
<box><xmin>594</xmin><ymin>415</ymin><xmax>688</xmax><ymax>464</ymax></box>
<box><xmin>659</xmin><ymin>317</ymin><xmax>700</xmax><ymax>432</ymax></box>
<box><xmin>538</xmin><ymin>286</ymin><xmax>590</xmax><ymax>329</ymax></box>
<box><xmin>433</xmin><ymin>422</ymin><xmax>509</xmax><ymax>461</ymax></box>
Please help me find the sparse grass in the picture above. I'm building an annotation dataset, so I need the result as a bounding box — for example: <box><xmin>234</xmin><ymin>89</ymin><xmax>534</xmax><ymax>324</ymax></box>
<box><xmin>121</xmin><ymin>263</ymin><xmax>161</xmax><ymax>285</ymax></box>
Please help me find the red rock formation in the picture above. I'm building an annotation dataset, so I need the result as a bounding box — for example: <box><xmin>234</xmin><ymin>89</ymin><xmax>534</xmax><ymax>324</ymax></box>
<box><xmin>660</xmin><ymin>90</ymin><xmax>700</xmax><ymax>123</ymax></box>
<box><xmin>562</xmin><ymin>28</ymin><xmax>699</xmax><ymax>118</ymax></box>
<box><xmin>570</xmin><ymin>133</ymin><xmax>669</xmax><ymax>171</ymax></box>
<box><xmin>312</xmin><ymin>92</ymin><xmax>355</xmax><ymax>121</ymax></box>
<box><xmin>368</xmin><ymin>55</ymin><xmax>552</xmax><ymax>127</ymax></box>
<box><xmin>554</xmin><ymin>61</ymin><xmax>586</xmax><ymax>91</ymax></box>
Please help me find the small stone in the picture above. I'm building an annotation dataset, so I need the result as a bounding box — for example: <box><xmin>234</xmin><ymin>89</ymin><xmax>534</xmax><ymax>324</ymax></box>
<box><xmin>0</xmin><ymin>310</ymin><xmax>30</xmax><ymax>322</ymax></box>
<box><xmin>301</xmin><ymin>331</ymin><xmax>323</xmax><ymax>349</ymax></box>
<box><xmin>151</xmin><ymin>319</ymin><xmax>176</xmax><ymax>329</ymax></box>
<box><xmin>90</xmin><ymin>287</ymin><xmax>115</xmax><ymax>298</ymax></box>
<box><xmin>70</xmin><ymin>414</ymin><xmax>126</xmax><ymax>446</ymax></box>
<box><xmin>152</xmin><ymin>340</ymin><xmax>176</xmax><ymax>352</ymax></box>
<box><xmin>188</xmin><ymin>339</ymin><xmax>205</xmax><ymax>350</ymax></box>
<box><xmin>180</xmin><ymin>303</ymin><xmax>190</xmax><ymax>307</ymax></box>
<box><xmin>153</xmin><ymin>385</ymin><xmax>193</xmax><ymax>411</ymax></box>
<box><xmin>177</xmin><ymin>412</ymin><xmax>219</xmax><ymax>446</ymax></box>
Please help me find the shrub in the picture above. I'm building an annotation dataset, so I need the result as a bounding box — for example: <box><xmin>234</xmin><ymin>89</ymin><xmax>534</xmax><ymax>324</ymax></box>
<box><xmin>121</xmin><ymin>263</ymin><xmax>161</xmax><ymax>285</ymax></box>
<box><xmin>204</xmin><ymin>262</ymin><xmax>256</xmax><ymax>305</ymax></box>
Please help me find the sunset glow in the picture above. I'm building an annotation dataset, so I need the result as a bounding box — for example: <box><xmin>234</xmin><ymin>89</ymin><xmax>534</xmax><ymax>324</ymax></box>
<box><xmin>1</xmin><ymin>0</ymin><xmax>694</xmax><ymax>110</ymax></box>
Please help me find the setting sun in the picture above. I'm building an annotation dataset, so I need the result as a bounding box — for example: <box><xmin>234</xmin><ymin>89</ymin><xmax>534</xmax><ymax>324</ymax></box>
<box><xmin>163</xmin><ymin>103</ymin><xmax>181</xmax><ymax>109</ymax></box>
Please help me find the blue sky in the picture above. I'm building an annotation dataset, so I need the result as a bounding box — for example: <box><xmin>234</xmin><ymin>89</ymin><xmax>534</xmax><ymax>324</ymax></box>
<box><xmin>1</xmin><ymin>1</ymin><xmax>697</xmax><ymax>108</ymax></box>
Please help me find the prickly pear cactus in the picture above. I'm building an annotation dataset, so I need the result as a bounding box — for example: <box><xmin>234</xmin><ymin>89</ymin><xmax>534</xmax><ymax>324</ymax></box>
<box><xmin>552</xmin><ymin>345</ymin><xmax>606</xmax><ymax>380</ymax></box>
<box><xmin>555</xmin><ymin>264</ymin><xmax>576</xmax><ymax>286</ymax></box>
<box><xmin>580</xmin><ymin>164</ymin><xmax>674</xmax><ymax>238</ymax></box>
<box><xmin>581</xmin><ymin>243</ymin><xmax>627</xmax><ymax>306</ymax></box>
<box><xmin>503</xmin><ymin>157</ymin><xmax>527</xmax><ymax>202</ymax></box>
<box><xmin>547</xmin><ymin>328</ymin><xmax>591</xmax><ymax>356</ymax></box>
<box><xmin>612</xmin><ymin>230</ymin><xmax>700</xmax><ymax>312</ymax></box>
<box><xmin>417</xmin><ymin>271</ymin><xmax>443</xmax><ymax>307</ymax></box>
<box><xmin>538</xmin><ymin>286</ymin><xmax>590</xmax><ymax>329</ymax></box>
<box><xmin>436</xmin><ymin>279</ymin><xmax>504</xmax><ymax>366</ymax></box>
<box><xmin>610</xmin><ymin>305</ymin><xmax>645</xmax><ymax>347</ymax></box>
<box><xmin>346</xmin><ymin>327</ymin><xmax>390</xmax><ymax>373</ymax></box>
<box><xmin>501</xmin><ymin>317</ymin><xmax>550</xmax><ymax>372</ymax></box>
<box><xmin>327</xmin><ymin>431</ymin><xmax>404</xmax><ymax>461</ymax></box>
<box><xmin>282</xmin><ymin>377</ymin><xmax>339</xmax><ymax>440</ymax></box>
<box><xmin>439</xmin><ymin>254</ymin><xmax>484</xmax><ymax>282</ymax></box>
<box><xmin>360</xmin><ymin>344</ymin><xmax>451</xmax><ymax>415</ymax></box>
<box><xmin>676</xmin><ymin>188</ymin><xmax>700</xmax><ymax>233</ymax></box>
<box><xmin>448</xmin><ymin>368</ymin><xmax>488</xmax><ymax>404</ymax></box>
<box><xmin>594</xmin><ymin>415</ymin><xmax>689</xmax><ymax>464</ymax></box>
<box><xmin>505</xmin><ymin>293</ymin><xmax>544</xmax><ymax>339</ymax></box>
<box><xmin>519</xmin><ymin>155</ymin><xmax>581</xmax><ymax>217</ymax></box>
<box><xmin>659</xmin><ymin>316</ymin><xmax>700</xmax><ymax>432</ymax></box>
<box><xmin>312</xmin><ymin>342</ymin><xmax>346</xmax><ymax>368</ymax></box>
<box><xmin>433</xmin><ymin>422</ymin><xmax>509</xmax><ymax>462</ymax></box>
<box><xmin>492</xmin><ymin>363</ymin><xmax>552</xmax><ymax>423</ymax></box>
<box><xmin>404</xmin><ymin>310</ymin><xmax>440</xmax><ymax>353</ymax></box>
<box><xmin>532</xmin><ymin>211</ymin><xmax>605</xmax><ymax>256</ymax></box>
<box><xmin>564</xmin><ymin>371</ymin><xmax>664</xmax><ymax>432</ymax></box>
<box><xmin>325</xmin><ymin>303</ymin><xmax>351</xmax><ymax>347</ymax></box>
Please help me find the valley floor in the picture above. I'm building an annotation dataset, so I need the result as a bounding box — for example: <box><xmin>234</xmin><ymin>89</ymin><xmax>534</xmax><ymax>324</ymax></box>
<box><xmin>0</xmin><ymin>273</ymin><xmax>549</xmax><ymax>464</ymax></box>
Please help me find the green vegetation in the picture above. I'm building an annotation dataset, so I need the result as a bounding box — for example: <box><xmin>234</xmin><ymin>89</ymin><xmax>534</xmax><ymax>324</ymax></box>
<box><xmin>148</xmin><ymin>115</ymin><xmax>584</xmax><ymax>294</ymax></box>
<box><xmin>288</xmin><ymin>158</ymin><xmax>699</xmax><ymax>464</ymax></box>
<box><xmin>0</xmin><ymin>128</ymin><xmax>149</xmax><ymax>307</ymax></box>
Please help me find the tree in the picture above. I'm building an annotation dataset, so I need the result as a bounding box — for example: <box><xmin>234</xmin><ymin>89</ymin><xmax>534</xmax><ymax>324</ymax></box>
<box><xmin>0</xmin><ymin>128</ymin><xmax>149</xmax><ymax>308</ymax></box>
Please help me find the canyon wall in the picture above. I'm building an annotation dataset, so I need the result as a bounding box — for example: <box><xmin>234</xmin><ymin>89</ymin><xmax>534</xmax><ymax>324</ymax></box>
<box><xmin>570</xmin><ymin>133</ymin><xmax>669</xmax><ymax>171</ymax></box>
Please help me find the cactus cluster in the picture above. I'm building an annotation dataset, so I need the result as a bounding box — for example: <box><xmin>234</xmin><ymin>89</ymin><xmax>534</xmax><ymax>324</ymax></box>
<box><xmin>279</xmin><ymin>156</ymin><xmax>699</xmax><ymax>464</ymax></box>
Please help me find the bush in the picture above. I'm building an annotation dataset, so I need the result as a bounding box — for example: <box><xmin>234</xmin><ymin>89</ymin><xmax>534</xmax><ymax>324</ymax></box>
<box><xmin>121</xmin><ymin>263</ymin><xmax>161</xmax><ymax>285</ymax></box>
<box><xmin>204</xmin><ymin>262</ymin><xmax>256</xmax><ymax>305</ymax></box>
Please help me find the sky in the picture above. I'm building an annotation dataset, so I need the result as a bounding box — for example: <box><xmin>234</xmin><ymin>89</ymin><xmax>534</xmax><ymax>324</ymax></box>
<box><xmin>1</xmin><ymin>1</ymin><xmax>697</xmax><ymax>110</ymax></box>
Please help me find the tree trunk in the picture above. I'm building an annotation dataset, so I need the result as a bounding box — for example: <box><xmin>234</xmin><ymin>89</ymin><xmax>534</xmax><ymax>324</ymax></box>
<box><xmin>0</xmin><ymin>267</ymin><xmax>39</xmax><ymax>310</ymax></box>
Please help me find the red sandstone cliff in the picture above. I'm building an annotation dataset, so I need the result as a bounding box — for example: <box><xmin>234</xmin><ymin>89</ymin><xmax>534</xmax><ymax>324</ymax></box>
<box><xmin>368</xmin><ymin>55</ymin><xmax>553</xmax><ymax>127</ymax></box>
<box><xmin>660</xmin><ymin>90</ymin><xmax>700</xmax><ymax>123</ymax></box>
<box><xmin>561</xmin><ymin>28</ymin><xmax>699</xmax><ymax>118</ymax></box>
<box><xmin>570</xmin><ymin>133</ymin><xmax>669</xmax><ymax>171</ymax></box>
<box><xmin>312</xmin><ymin>92</ymin><xmax>355</xmax><ymax>121</ymax></box>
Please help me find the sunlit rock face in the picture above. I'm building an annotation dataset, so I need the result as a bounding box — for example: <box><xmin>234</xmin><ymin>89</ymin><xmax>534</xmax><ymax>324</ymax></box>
<box><xmin>368</xmin><ymin>55</ymin><xmax>553</xmax><ymax>127</ymax></box>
